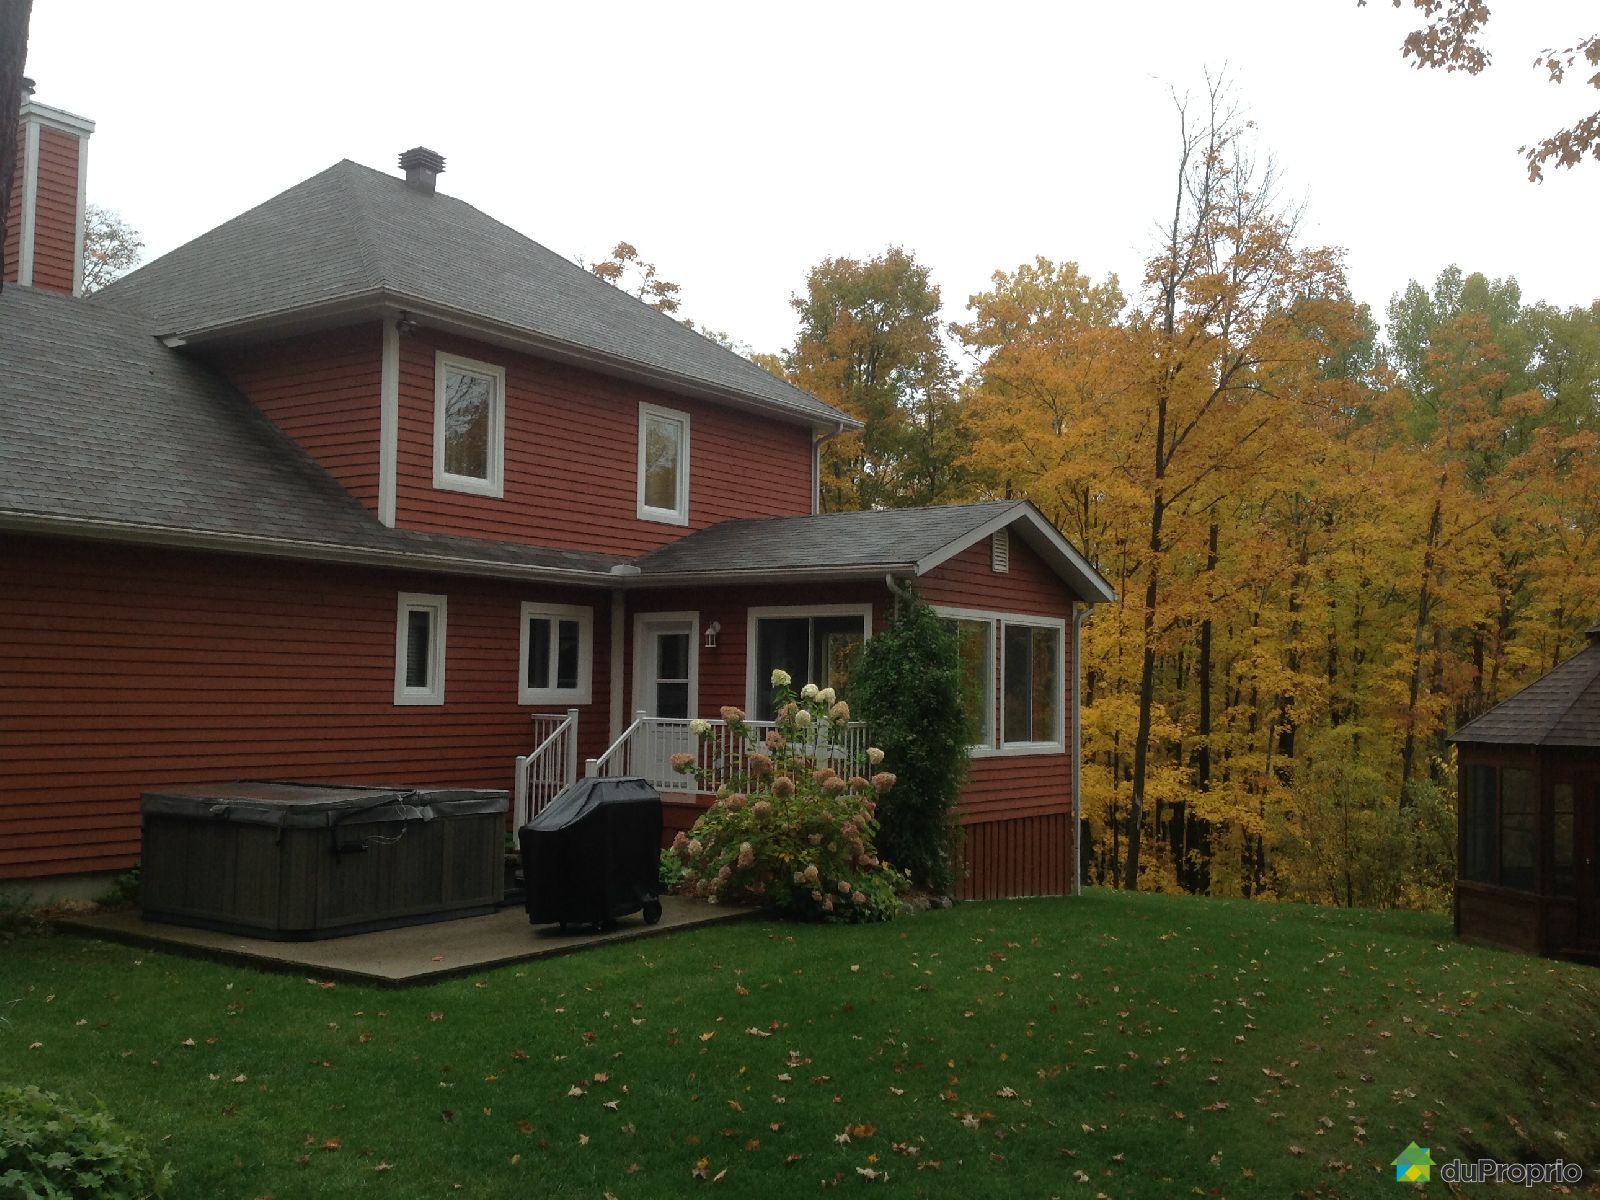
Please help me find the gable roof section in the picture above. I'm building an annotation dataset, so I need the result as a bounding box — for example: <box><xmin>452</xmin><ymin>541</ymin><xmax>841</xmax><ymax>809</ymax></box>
<box><xmin>1449</xmin><ymin>630</ymin><xmax>1600</xmax><ymax>747</ymax></box>
<box><xmin>0</xmin><ymin>287</ymin><xmax>629</xmax><ymax>583</ymax></box>
<box><xmin>89</xmin><ymin>160</ymin><xmax>853</xmax><ymax>430</ymax></box>
<box><xmin>633</xmin><ymin>501</ymin><xmax>1117</xmax><ymax>603</ymax></box>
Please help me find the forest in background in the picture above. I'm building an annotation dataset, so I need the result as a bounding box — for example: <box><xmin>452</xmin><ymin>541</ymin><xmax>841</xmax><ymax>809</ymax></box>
<box><xmin>594</xmin><ymin>83</ymin><xmax>1600</xmax><ymax>911</ymax></box>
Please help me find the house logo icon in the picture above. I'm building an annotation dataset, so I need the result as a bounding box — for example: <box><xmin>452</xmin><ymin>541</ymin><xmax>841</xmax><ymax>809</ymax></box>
<box><xmin>1392</xmin><ymin>1142</ymin><xmax>1434</xmax><ymax>1182</ymax></box>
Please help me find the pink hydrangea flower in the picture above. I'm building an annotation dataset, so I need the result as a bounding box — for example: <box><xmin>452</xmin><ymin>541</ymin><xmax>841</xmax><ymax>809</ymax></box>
<box><xmin>848</xmin><ymin>775</ymin><xmax>871</xmax><ymax>793</ymax></box>
<box><xmin>752</xmin><ymin>800</ymin><xmax>772</xmax><ymax>818</ymax></box>
<box><xmin>803</xmin><ymin>864</ymin><xmax>819</xmax><ymax>881</ymax></box>
<box><xmin>852</xmin><ymin>891</ymin><xmax>866</xmax><ymax>905</ymax></box>
<box><xmin>670</xmin><ymin>752</ymin><xmax>696</xmax><ymax>772</ymax></box>
<box><xmin>838</xmin><ymin>879</ymin><xmax>851</xmax><ymax>894</ymax></box>
<box><xmin>871</xmin><ymin>772</ymin><xmax>897</xmax><ymax>795</ymax></box>
<box><xmin>671</xmin><ymin>831</ymin><xmax>688</xmax><ymax>849</ymax></box>
<box><xmin>720</xmin><ymin>705</ymin><xmax>745</xmax><ymax>724</ymax></box>
<box><xmin>725</xmin><ymin>793</ymin><xmax>747</xmax><ymax>811</ymax></box>
<box><xmin>771</xmin><ymin>776</ymin><xmax>795</xmax><ymax>799</ymax></box>
<box><xmin>793</xmin><ymin>870</ymin><xmax>806</xmax><ymax>884</ymax></box>
<box><xmin>829</xmin><ymin>701</ymin><xmax>851</xmax><ymax>722</ymax></box>
<box><xmin>765</xmin><ymin>729</ymin><xmax>786</xmax><ymax>752</ymax></box>
<box><xmin>822</xmin><ymin>895</ymin><xmax>834</xmax><ymax>912</ymax></box>
<box><xmin>746</xmin><ymin>751</ymin><xmax>774</xmax><ymax>777</ymax></box>
<box><xmin>812</xmin><ymin>767</ymin><xmax>836</xmax><ymax>785</ymax></box>
<box><xmin>823</xmin><ymin>777</ymin><xmax>848</xmax><ymax>796</ymax></box>
<box><xmin>807</xmin><ymin>833</ymin><xmax>822</xmax><ymax>845</ymax></box>
<box><xmin>737</xmin><ymin>841</ymin><xmax>755</xmax><ymax>868</ymax></box>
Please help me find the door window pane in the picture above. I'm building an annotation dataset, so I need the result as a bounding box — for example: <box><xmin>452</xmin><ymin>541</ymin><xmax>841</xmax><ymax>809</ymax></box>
<box><xmin>443</xmin><ymin>367</ymin><xmax>493</xmax><ymax>480</ymax></box>
<box><xmin>656</xmin><ymin>681</ymin><xmax>690</xmax><ymax>719</ymax></box>
<box><xmin>657</xmin><ymin>631</ymin><xmax>690</xmax><ymax>681</ymax></box>
<box><xmin>1553</xmin><ymin>782</ymin><xmax>1575</xmax><ymax>897</ymax></box>
<box><xmin>1462</xmin><ymin>764</ymin><xmax>1497</xmax><ymax>884</ymax></box>
<box><xmin>1500</xmin><ymin>767</ymin><xmax>1536</xmax><ymax>891</ymax></box>
<box><xmin>405</xmin><ymin>609</ymin><xmax>433</xmax><ymax>689</ymax></box>
<box><xmin>812</xmin><ymin>616</ymin><xmax>864</xmax><ymax>698</ymax></box>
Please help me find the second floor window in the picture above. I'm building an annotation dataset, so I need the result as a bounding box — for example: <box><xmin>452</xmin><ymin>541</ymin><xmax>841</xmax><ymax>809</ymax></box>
<box><xmin>434</xmin><ymin>352</ymin><xmax>505</xmax><ymax>497</ymax></box>
<box><xmin>637</xmin><ymin>402</ymin><xmax>690</xmax><ymax>525</ymax></box>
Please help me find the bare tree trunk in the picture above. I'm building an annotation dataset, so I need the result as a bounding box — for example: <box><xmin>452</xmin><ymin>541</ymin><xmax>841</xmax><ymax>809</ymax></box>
<box><xmin>0</xmin><ymin>0</ymin><xmax>35</xmax><ymax>290</ymax></box>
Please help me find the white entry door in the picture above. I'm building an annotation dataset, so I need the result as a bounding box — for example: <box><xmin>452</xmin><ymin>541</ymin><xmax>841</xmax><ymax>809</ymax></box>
<box><xmin>633</xmin><ymin>614</ymin><xmax>698</xmax><ymax>790</ymax></box>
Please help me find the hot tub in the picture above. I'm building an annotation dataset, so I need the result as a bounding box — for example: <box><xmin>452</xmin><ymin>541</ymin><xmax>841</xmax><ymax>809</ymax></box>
<box><xmin>140</xmin><ymin>781</ymin><xmax>508</xmax><ymax>939</ymax></box>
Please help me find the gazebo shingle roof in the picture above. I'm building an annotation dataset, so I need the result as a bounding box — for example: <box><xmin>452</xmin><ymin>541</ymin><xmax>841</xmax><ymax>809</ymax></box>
<box><xmin>1448</xmin><ymin>626</ymin><xmax>1600</xmax><ymax>747</ymax></box>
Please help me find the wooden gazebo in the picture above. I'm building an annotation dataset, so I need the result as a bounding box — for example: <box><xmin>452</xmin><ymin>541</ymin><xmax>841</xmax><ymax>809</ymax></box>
<box><xmin>1449</xmin><ymin>623</ymin><xmax>1600</xmax><ymax>960</ymax></box>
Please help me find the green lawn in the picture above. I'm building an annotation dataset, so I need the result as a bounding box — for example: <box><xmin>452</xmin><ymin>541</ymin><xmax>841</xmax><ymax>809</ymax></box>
<box><xmin>3</xmin><ymin>891</ymin><xmax>1597</xmax><ymax>1198</ymax></box>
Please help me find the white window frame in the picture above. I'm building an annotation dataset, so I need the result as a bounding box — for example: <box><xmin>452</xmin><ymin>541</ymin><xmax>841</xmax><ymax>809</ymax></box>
<box><xmin>518</xmin><ymin>602</ymin><xmax>594</xmax><ymax>705</ymax></box>
<box><xmin>934</xmin><ymin>606</ymin><xmax>1066</xmax><ymax>757</ymax></box>
<box><xmin>433</xmin><ymin>351</ymin><xmax>505</xmax><ymax>497</ymax></box>
<box><xmin>636</xmin><ymin>401</ymin><xmax>691</xmax><ymax>525</ymax></box>
<box><xmin>744</xmin><ymin>604</ymin><xmax>874</xmax><ymax>715</ymax></box>
<box><xmin>394</xmin><ymin>592</ymin><xmax>447</xmax><ymax>706</ymax></box>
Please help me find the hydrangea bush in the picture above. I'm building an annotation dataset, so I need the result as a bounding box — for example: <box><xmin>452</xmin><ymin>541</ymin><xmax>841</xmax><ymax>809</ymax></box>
<box><xmin>663</xmin><ymin>672</ymin><xmax>906</xmax><ymax>921</ymax></box>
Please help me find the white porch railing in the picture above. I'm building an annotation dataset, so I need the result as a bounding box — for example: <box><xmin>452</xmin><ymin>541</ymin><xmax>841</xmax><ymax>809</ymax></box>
<box><xmin>513</xmin><ymin>708</ymin><xmax>580</xmax><ymax>826</ymax></box>
<box><xmin>587</xmin><ymin>713</ymin><xmax>871</xmax><ymax>796</ymax></box>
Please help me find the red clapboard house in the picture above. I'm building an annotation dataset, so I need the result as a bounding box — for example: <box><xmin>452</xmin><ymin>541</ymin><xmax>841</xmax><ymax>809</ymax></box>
<box><xmin>0</xmin><ymin>84</ymin><xmax>1115</xmax><ymax>900</ymax></box>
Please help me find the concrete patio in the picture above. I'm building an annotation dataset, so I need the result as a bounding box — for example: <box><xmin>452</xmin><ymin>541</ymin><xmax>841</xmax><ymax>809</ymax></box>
<box><xmin>58</xmin><ymin>896</ymin><xmax>753</xmax><ymax>987</ymax></box>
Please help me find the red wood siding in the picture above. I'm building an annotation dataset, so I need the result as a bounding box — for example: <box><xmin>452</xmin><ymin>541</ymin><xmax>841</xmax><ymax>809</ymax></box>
<box><xmin>2</xmin><ymin>121</ymin><xmax>83</xmax><ymax>293</ymax></box>
<box><xmin>394</xmin><ymin>329</ymin><xmax>815</xmax><ymax>554</ymax></box>
<box><xmin>206</xmin><ymin>326</ymin><xmax>384</xmax><ymax>511</ymax></box>
<box><xmin>27</xmin><ymin>126</ymin><xmax>80</xmax><ymax>295</ymax></box>
<box><xmin>922</xmin><ymin>532</ymin><xmax>1083</xmax><ymax>898</ymax></box>
<box><xmin>0</xmin><ymin>535</ymin><xmax>616</xmax><ymax>880</ymax></box>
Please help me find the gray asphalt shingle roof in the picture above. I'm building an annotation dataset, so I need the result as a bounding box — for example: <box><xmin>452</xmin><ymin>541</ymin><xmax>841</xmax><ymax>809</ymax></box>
<box><xmin>634</xmin><ymin>503</ymin><xmax>1023</xmax><ymax>575</ymax></box>
<box><xmin>1449</xmin><ymin>630</ymin><xmax>1600</xmax><ymax>747</ymax></box>
<box><xmin>90</xmin><ymin>159</ymin><xmax>851</xmax><ymax>429</ymax></box>
<box><xmin>0</xmin><ymin>286</ymin><xmax>627</xmax><ymax>580</ymax></box>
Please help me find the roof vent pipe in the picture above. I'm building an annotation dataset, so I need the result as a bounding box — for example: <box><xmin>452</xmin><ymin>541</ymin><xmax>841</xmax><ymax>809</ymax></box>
<box><xmin>398</xmin><ymin>146</ymin><xmax>445</xmax><ymax>194</ymax></box>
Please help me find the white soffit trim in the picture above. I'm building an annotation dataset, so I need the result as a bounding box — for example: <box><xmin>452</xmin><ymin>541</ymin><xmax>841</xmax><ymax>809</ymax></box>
<box><xmin>378</xmin><ymin>316</ymin><xmax>400</xmax><ymax>526</ymax></box>
<box><xmin>17</xmin><ymin>122</ymin><xmax>40</xmax><ymax>287</ymax></box>
<box><xmin>17</xmin><ymin>100</ymin><xmax>96</xmax><ymax>137</ymax></box>
<box><xmin>912</xmin><ymin>502</ymin><xmax>1117</xmax><ymax>604</ymax></box>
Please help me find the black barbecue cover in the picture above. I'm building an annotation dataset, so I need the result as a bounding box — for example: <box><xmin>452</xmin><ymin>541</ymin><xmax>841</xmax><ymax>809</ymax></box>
<box><xmin>520</xmin><ymin>777</ymin><xmax>663</xmax><ymax>927</ymax></box>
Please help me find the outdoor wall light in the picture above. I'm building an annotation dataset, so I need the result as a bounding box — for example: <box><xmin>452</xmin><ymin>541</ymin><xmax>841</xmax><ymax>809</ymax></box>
<box><xmin>395</xmin><ymin>311</ymin><xmax>419</xmax><ymax>337</ymax></box>
<box><xmin>703</xmin><ymin>621</ymin><xmax>720</xmax><ymax>649</ymax></box>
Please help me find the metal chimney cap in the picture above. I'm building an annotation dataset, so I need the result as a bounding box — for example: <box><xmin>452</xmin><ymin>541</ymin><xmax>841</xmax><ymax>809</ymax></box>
<box><xmin>398</xmin><ymin>146</ymin><xmax>445</xmax><ymax>195</ymax></box>
<box><xmin>20</xmin><ymin>76</ymin><xmax>35</xmax><ymax>98</ymax></box>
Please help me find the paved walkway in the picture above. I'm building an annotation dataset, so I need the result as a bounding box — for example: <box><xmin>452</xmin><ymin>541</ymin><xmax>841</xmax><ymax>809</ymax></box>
<box><xmin>59</xmin><ymin>897</ymin><xmax>752</xmax><ymax>987</ymax></box>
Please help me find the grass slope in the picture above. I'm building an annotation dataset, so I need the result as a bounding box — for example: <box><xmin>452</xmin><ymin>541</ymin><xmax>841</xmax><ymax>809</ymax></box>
<box><xmin>3</xmin><ymin>891</ymin><xmax>1598</xmax><ymax>1198</ymax></box>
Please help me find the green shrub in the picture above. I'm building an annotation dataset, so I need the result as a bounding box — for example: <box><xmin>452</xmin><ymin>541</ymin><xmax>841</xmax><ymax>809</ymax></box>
<box><xmin>665</xmin><ymin>679</ymin><xmax>906</xmax><ymax>922</ymax></box>
<box><xmin>0</xmin><ymin>1084</ymin><xmax>172</xmax><ymax>1199</ymax></box>
<box><xmin>98</xmin><ymin>867</ymin><xmax>141</xmax><ymax>910</ymax></box>
<box><xmin>848</xmin><ymin>589</ymin><xmax>969</xmax><ymax>893</ymax></box>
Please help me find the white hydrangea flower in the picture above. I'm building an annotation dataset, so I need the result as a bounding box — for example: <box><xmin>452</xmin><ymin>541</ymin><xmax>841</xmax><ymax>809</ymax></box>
<box><xmin>866</xmin><ymin>746</ymin><xmax>885</xmax><ymax>765</ymax></box>
<box><xmin>771</xmin><ymin>668</ymin><xmax>792</xmax><ymax>687</ymax></box>
<box><xmin>794</xmin><ymin>709</ymin><xmax>813</xmax><ymax>728</ymax></box>
<box><xmin>818</xmin><ymin>687</ymin><xmax>836</xmax><ymax>704</ymax></box>
<box><xmin>800</xmin><ymin>683</ymin><xmax>819</xmax><ymax>700</ymax></box>
<box><xmin>689</xmin><ymin>718</ymin><xmax>711</xmax><ymax>736</ymax></box>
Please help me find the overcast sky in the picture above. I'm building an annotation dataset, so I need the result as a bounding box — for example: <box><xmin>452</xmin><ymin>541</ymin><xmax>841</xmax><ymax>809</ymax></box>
<box><xmin>22</xmin><ymin>1</ymin><xmax>1598</xmax><ymax>354</ymax></box>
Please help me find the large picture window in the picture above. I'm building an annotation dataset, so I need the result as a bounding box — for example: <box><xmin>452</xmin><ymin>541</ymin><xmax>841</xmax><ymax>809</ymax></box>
<box><xmin>637</xmin><ymin>402</ymin><xmax>690</xmax><ymax>525</ymax></box>
<box><xmin>434</xmin><ymin>352</ymin><xmax>505</xmax><ymax>497</ymax></box>
<box><xmin>934</xmin><ymin>608</ymin><xmax>1065</xmax><ymax>754</ymax></box>
<box><xmin>394</xmin><ymin>592</ymin><xmax>447</xmax><ymax>705</ymax></box>
<box><xmin>747</xmin><ymin>607</ymin><xmax>869</xmax><ymax>719</ymax></box>
<box><xmin>519</xmin><ymin>603</ymin><xmax>593</xmax><ymax>705</ymax></box>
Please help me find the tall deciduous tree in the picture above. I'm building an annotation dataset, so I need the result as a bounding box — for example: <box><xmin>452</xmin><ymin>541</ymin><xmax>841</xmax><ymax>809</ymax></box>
<box><xmin>1360</xmin><ymin>0</ymin><xmax>1599</xmax><ymax>179</ymax></box>
<box><xmin>786</xmin><ymin>248</ymin><xmax>967</xmax><ymax>511</ymax></box>
<box><xmin>588</xmin><ymin>241</ymin><xmax>682</xmax><ymax>313</ymax></box>
<box><xmin>80</xmin><ymin>204</ymin><xmax>143</xmax><ymax>293</ymax></box>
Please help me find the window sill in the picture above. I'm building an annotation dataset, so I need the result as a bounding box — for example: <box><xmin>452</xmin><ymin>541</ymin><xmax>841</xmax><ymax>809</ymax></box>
<box><xmin>520</xmin><ymin>689</ymin><xmax>593</xmax><ymax>706</ymax></box>
<box><xmin>435</xmin><ymin>472</ymin><xmax>504</xmax><ymax>498</ymax></box>
<box><xmin>637</xmin><ymin>505</ymin><xmax>689</xmax><ymax>526</ymax></box>
<box><xmin>971</xmin><ymin>742</ymin><xmax>1067</xmax><ymax>759</ymax></box>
